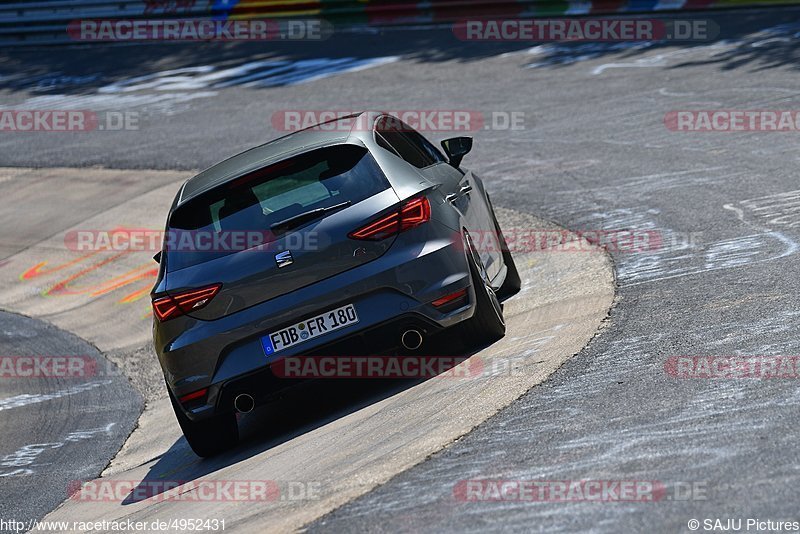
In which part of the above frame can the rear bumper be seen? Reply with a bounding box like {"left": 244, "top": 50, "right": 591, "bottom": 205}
{"left": 156, "top": 222, "right": 473, "bottom": 421}
{"left": 214, "top": 312, "right": 447, "bottom": 416}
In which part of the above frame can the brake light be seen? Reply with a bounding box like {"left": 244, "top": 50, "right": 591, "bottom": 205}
{"left": 227, "top": 159, "right": 293, "bottom": 189}
{"left": 152, "top": 284, "right": 221, "bottom": 321}
{"left": 349, "top": 196, "right": 431, "bottom": 241}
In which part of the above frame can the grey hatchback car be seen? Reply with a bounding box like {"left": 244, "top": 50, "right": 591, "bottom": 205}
{"left": 152, "top": 112, "right": 521, "bottom": 456}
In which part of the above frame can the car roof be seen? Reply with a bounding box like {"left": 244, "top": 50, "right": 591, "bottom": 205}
{"left": 178, "top": 112, "right": 378, "bottom": 205}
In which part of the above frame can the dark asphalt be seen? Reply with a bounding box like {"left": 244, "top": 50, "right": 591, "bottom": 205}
{"left": 0, "top": 312, "right": 141, "bottom": 533}
{"left": 2, "top": 6, "right": 800, "bottom": 532}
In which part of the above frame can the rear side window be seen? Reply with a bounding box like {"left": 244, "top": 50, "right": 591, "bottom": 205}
{"left": 375, "top": 116, "right": 446, "bottom": 168}
{"left": 166, "top": 145, "right": 388, "bottom": 271}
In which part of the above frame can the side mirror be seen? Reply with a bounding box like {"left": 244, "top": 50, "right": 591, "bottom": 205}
{"left": 442, "top": 137, "right": 472, "bottom": 168}
{"left": 153, "top": 251, "right": 162, "bottom": 264}
{"left": 441, "top": 136, "right": 473, "bottom": 168}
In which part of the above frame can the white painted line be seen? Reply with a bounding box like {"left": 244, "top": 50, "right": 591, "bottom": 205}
{"left": 0, "top": 380, "right": 113, "bottom": 411}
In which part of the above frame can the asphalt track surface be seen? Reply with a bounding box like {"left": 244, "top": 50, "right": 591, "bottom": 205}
{"left": 0, "top": 311, "right": 140, "bottom": 533}
{"left": 2, "top": 6, "right": 800, "bottom": 532}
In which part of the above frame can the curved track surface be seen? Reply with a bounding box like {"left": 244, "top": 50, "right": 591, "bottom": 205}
{"left": 1, "top": 6, "right": 800, "bottom": 532}
{"left": 0, "top": 311, "right": 140, "bottom": 532}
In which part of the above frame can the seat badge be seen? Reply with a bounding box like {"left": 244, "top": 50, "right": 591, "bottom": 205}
{"left": 275, "top": 250, "right": 293, "bottom": 268}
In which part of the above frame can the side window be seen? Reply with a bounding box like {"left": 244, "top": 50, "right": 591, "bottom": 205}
{"left": 375, "top": 130, "right": 400, "bottom": 157}
{"left": 406, "top": 129, "right": 447, "bottom": 165}
{"left": 375, "top": 116, "right": 445, "bottom": 168}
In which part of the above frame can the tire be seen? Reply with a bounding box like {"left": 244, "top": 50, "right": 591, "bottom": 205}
{"left": 457, "top": 233, "right": 506, "bottom": 347}
{"left": 489, "top": 203, "right": 521, "bottom": 301}
{"left": 168, "top": 384, "right": 239, "bottom": 458}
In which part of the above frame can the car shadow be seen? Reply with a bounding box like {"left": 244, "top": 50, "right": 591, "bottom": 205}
{"left": 120, "top": 330, "right": 496, "bottom": 505}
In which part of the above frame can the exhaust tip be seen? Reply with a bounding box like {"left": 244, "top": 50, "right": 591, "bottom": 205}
{"left": 234, "top": 393, "right": 255, "bottom": 414}
{"left": 401, "top": 329, "right": 423, "bottom": 351}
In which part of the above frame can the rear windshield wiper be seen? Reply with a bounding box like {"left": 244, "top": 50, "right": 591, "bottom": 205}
{"left": 270, "top": 200, "right": 352, "bottom": 235}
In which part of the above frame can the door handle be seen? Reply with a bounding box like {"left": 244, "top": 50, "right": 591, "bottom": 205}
{"left": 447, "top": 185, "right": 472, "bottom": 203}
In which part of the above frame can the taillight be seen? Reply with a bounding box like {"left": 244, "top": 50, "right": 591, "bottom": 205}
{"left": 152, "top": 284, "right": 221, "bottom": 321}
{"left": 349, "top": 196, "right": 431, "bottom": 241}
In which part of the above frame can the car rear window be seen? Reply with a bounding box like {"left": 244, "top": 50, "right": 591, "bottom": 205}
{"left": 165, "top": 144, "right": 388, "bottom": 271}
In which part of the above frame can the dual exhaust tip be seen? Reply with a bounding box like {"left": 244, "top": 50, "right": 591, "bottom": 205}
{"left": 234, "top": 393, "right": 254, "bottom": 414}
{"left": 233, "top": 329, "right": 423, "bottom": 412}
{"left": 401, "top": 329, "right": 423, "bottom": 351}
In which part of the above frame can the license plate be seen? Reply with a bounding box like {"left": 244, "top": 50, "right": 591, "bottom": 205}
{"left": 261, "top": 304, "right": 359, "bottom": 355}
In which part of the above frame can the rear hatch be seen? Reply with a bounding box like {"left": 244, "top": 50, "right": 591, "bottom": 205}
{"left": 163, "top": 144, "right": 400, "bottom": 320}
